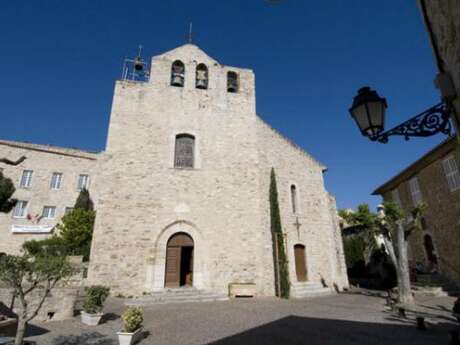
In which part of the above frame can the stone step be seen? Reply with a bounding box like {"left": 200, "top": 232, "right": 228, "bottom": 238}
{"left": 290, "top": 282, "right": 334, "bottom": 299}
{"left": 291, "top": 287, "right": 333, "bottom": 299}
{"left": 415, "top": 273, "right": 459, "bottom": 296}
{"left": 125, "top": 289, "right": 229, "bottom": 306}
{"left": 291, "top": 282, "right": 324, "bottom": 291}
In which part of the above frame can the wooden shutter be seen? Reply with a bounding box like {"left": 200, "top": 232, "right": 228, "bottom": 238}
{"left": 165, "top": 247, "right": 181, "bottom": 287}
{"left": 174, "top": 135, "right": 195, "bottom": 168}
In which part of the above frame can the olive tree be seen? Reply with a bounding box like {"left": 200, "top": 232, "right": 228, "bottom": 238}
{"left": 341, "top": 202, "right": 424, "bottom": 304}
{"left": 0, "top": 241, "right": 76, "bottom": 345}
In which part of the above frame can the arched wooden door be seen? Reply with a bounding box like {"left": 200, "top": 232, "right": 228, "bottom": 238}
{"left": 423, "top": 234, "right": 438, "bottom": 272}
{"left": 165, "top": 233, "right": 194, "bottom": 287}
{"left": 294, "top": 244, "right": 307, "bottom": 282}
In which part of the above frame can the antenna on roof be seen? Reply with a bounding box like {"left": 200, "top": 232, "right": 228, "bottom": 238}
{"left": 121, "top": 44, "right": 150, "bottom": 82}
{"left": 188, "top": 22, "right": 193, "bottom": 44}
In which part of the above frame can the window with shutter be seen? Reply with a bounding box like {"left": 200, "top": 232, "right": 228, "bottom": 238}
{"left": 174, "top": 134, "right": 195, "bottom": 168}
{"left": 442, "top": 155, "right": 460, "bottom": 192}
{"left": 409, "top": 177, "right": 423, "bottom": 206}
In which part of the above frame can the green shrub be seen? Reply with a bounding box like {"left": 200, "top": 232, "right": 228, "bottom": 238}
{"left": 343, "top": 236, "right": 366, "bottom": 268}
{"left": 83, "top": 286, "right": 110, "bottom": 314}
{"left": 122, "top": 307, "right": 144, "bottom": 333}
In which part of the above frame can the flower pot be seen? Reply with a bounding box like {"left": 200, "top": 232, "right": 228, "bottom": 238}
{"left": 81, "top": 311, "right": 103, "bottom": 326}
{"left": 117, "top": 327, "right": 143, "bottom": 345}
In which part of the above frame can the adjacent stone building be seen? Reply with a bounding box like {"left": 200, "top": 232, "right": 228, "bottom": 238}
{"left": 373, "top": 137, "right": 460, "bottom": 287}
{"left": 0, "top": 140, "right": 98, "bottom": 254}
{"left": 419, "top": 0, "right": 460, "bottom": 129}
{"left": 0, "top": 44, "right": 348, "bottom": 298}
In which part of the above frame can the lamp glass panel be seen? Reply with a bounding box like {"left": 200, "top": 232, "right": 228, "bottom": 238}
{"left": 367, "top": 101, "right": 385, "bottom": 130}
{"left": 351, "top": 104, "right": 370, "bottom": 132}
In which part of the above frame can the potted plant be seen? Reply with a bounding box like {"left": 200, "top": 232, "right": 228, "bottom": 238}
{"left": 117, "top": 307, "right": 144, "bottom": 345}
{"left": 81, "top": 285, "right": 110, "bottom": 326}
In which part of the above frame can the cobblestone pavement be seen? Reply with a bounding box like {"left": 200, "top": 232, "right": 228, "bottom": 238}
{"left": 19, "top": 290, "right": 460, "bottom": 345}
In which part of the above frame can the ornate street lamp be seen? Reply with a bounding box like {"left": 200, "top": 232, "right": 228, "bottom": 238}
{"left": 349, "top": 86, "right": 452, "bottom": 143}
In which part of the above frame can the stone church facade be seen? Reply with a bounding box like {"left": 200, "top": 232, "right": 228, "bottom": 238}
{"left": 0, "top": 44, "right": 348, "bottom": 297}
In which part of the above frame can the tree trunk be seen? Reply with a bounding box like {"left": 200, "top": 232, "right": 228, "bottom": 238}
{"left": 14, "top": 317, "right": 27, "bottom": 345}
{"left": 396, "top": 221, "right": 414, "bottom": 304}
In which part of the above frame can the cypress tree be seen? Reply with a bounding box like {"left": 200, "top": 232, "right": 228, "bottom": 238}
{"left": 269, "top": 168, "right": 290, "bottom": 298}
{"left": 74, "top": 188, "right": 94, "bottom": 211}
{"left": 0, "top": 171, "right": 16, "bottom": 213}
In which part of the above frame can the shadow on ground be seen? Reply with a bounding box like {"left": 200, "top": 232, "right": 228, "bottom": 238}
{"left": 52, "top": 332, "right": 116, "bottom": 345}
{"left": 208, "top": 316, "right": 458, "bottom": 345}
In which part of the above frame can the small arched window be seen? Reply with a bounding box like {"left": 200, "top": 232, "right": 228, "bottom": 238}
{"left": 227, "top": 71, "right": 238, "bottom": 93}
{"left": 196, "top": 63, "right": 208, "bottom": 89}
{"left": 290, "top": 185, "right": 297, "bottom": 214}
{"left": 171, "top": 60, "right": 185, "bottom": 87}
{"left": 174, "top": 134, "right": 195, "bottom": 168}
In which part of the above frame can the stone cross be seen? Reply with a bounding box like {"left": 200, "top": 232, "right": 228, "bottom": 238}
{"left": 293, "top": 216, "right": 302, "bottom": 239}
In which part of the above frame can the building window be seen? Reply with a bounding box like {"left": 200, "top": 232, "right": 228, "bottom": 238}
{"left": 13, "top": 200, "right": 28, "bottom": 218}
{"left": 227, "top": 71, "right": 238, "bottom": 93}
{"left": 77, "top": 174, "right": 90, "bottom": 190}
{"left": 19, "top": 170, "right": 33, "bottom": 188}
{"left": 42, "top": 206, "right": 56, "bottom": 219}
{"left": 174, "top": 134, "right": 195, "bottom": 168}
{"left": 409, "top": 177, "right": 423, "bottom": 206}
{"left": 64, "top": 207, "right": 74, "bottom": 215}
{"left": 391, "top": 188, "right": 402, "bottom": 208}
{"left": 290, "top": 185, "right": 297, "bottom": 214}
{"left": 195, "top": 63, "right": 208, "bottom": 89}
{"left": 50, "top": 172, "right": 63, "bottom": 190}
{"left": 442, "top": 155, "right": 460, "bottom": 192}
{"left": 171, "top": 60, "right": 185, "bottom": 87}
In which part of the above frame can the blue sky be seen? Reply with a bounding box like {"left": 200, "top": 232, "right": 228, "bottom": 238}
{"left": 0, "top": 1, "right": 445, "bottom": 210}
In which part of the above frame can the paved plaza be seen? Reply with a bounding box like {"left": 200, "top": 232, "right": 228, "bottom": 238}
{"left": 19, "top": 291, "right": 460, "bottom": 345}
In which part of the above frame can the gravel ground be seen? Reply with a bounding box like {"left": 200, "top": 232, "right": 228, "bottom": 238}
{"left": 16, "top": 291, "right": 460, "bottom": 345}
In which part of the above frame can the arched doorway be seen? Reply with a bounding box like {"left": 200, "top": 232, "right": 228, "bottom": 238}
{"left": 423, "top": 234, "right": 438, "bottom": 273}
{"left": 165, "top": 233, "right": 194, "bottom": 287}
{"left": 294, "top": 244, "right": 307, "bottom": 282}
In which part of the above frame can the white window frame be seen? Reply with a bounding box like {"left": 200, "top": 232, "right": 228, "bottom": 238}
{"left": 50, "top": 172, "right": 63, "bottom": 190}
{"left": 13, "top": 200, "right": 28, "bottom": 218}
{"left": 77, "top": 174, "right": 90, "bottom": 190}
{"left": 442, "top": 155, "right": 460, "bottom": 192}
{"left": 391, "top": 188, "right": 402, "bottom": 208}
{"left": 64, "top": 207, "right": 74, "bottom": 215}
{"left": 409, "top": 176, "right": 423, "bottom": 206}
{"left": 42, "top": 206, "right": 56, "bottom": 219}
{"left": 19, "top": 170, "right": 33, "bottom": 188}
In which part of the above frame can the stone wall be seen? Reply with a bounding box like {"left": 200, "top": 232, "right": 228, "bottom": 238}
{"left": 383, "top": 142, "right": 460, "bottom": 287}
{"left": 256, "top": 119, "right": 348, "bottom": 292}
{"left": 0, "top": 285, "right": 79, "bottom": 322}
{"left": 87, "top": 44, "right": 347, "bottom": 296}
{"left": 422, "top": 0, "right": 460, "bottom": 123}
{"left": 0, "top": 141, "right": 98, "bottom": 254}
{"left": 88, "top": 44, "right": 263, "bottom": 296}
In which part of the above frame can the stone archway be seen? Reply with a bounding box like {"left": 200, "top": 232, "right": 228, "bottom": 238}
{"left": 165, "top": 233, "right": 194, "bottom": 287}
{"left": 148, "top": 220, "right": 208, "bottom": 292}
{"left": 294, "top": 244, "right": 307, "bottom": 282}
